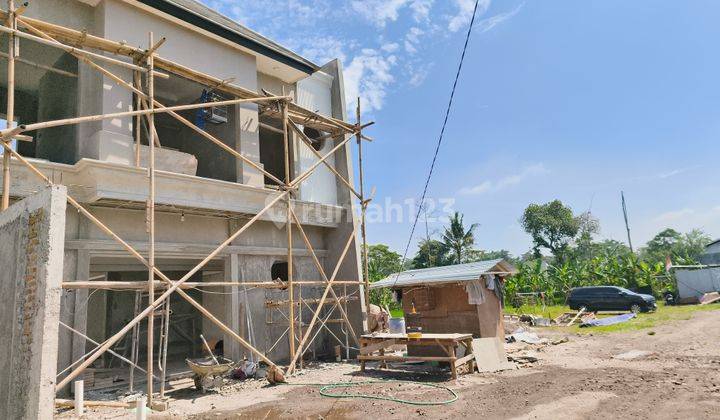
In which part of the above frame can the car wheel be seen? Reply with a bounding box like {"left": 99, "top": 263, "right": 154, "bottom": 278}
{"left": 630, "top": 303, "right": 641, "bottom": 314}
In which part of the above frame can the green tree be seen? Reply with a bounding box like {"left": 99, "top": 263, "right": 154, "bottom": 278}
{"left": 441, "top": 211, "right": 479, "bottom": 264}
{"left": 640, "top": 228, "right": 710, "bottom": 265}
{"left": 573, "top": 211, "right": 600, "bottom": 259}
{"left": 465, "top": 249, "right": 512, "bottom": 262}
{"left": 366, "top": 244, "right": 403, "bottom": 309}
{"left": 412, "top": 238, "right": 450, "bottom": 268}
{"left": 520, "top": 200, "right": 580, "bottom": 261}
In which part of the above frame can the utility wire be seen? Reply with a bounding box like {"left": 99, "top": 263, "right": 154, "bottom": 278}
{"left": 393, "top": 0, "right": 481, "bottom": 285}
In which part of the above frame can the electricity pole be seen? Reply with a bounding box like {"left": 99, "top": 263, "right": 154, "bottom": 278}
{"left": 621, "top": 191, "right": 634, "bottom": 252}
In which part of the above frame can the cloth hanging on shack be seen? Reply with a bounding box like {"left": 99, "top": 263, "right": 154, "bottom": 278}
{"left": 466, "top": 278, "right": 486, "bottom": 305}
{"left": 485, "top": 274, "right": 504, "bottom": 305}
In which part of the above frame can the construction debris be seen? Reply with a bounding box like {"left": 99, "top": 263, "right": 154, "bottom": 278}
{"left": 613, "top": 350, "right": 655, "bottom": 360}
{"left": 506, "top": 328, "right": 548, "bottom": 345}
{"left": 580, "top": 313, "right": 636, "bottom": 327}
{"left": 699, "top": 292, "right": 720, "bottom": 305}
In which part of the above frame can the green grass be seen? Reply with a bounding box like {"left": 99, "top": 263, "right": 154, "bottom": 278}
{"left": 504, "top": 304, "right": 569, "bottom": 320}
{"left": 390, "top": 309, "right": 404, "bottom": 318}
{"left": 569, "top": 303, "right": 720, "bottom": 334}
{"left": 506, "top": 302, "right": 720, "bottom": 334}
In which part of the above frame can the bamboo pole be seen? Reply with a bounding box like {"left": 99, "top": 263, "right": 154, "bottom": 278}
{"left": 133, "top": 70, "right": 142, "bottom": 167}
{"left": 356, "top": 98, "right": 371, "bottom": 327}
{"left": 287, "top": 119, "right": 361, "bottom": 200}
{"left": 145, "top": 32, "right": 155, "bottom": 407}
{"left": 1, "top": 0, "right": 14, "bottom": 211}
{"left": 290, "top": 135, "right": 353, "bottom": 188}
{"left": 0, "top": 95, "right": 291, "bottom": 137}
{"left": 0, "top": 23, "right": 151, "bottom": 73}
{"left": 282, "top": 98, "right": 296, "bottom": 364}
{"left": 286, "top": 229, "right": 356, "bottom": 375}
{"left": 61, "top": 280, "right": 364, "bottom": 289}
{"left": 57, "top": 321, "right": 157, "bottom": 380}
{"left": 0, "top": 51, "right": 77, "bottom": 77}
{"left": 129, "top": 291, "right": 141, "bottom": 392}
{"left": 159, "top": 298, "right": 170, "bottom": 397}
{"left": 288, "top": 207, "right": 359, "bottom": 346}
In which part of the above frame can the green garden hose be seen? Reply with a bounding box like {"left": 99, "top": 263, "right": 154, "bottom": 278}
{"left": 288, "top": 380, "right": 458, "bottom": 406}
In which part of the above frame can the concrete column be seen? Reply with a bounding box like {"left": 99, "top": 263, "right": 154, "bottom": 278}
{"left": 237, "top": 104, "right": 263, "bottom": 187}
{"left": 71, "top": 251, "right": 90, "bottom": 368}
{"left": 223, "top": 254, "right": 241, "bottom": 360}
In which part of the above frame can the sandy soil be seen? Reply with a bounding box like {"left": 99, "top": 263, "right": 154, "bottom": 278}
{"left": 62, "top": 308, "right": 720, "bottom": 419}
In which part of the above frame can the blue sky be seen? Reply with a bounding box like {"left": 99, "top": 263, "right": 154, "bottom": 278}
{"left": 202, "top": 0, "right": 720, "bottom": 257}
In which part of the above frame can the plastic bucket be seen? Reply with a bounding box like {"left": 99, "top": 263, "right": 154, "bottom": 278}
{"left": 388, "top": 317, "right": 405, "bottom": 334}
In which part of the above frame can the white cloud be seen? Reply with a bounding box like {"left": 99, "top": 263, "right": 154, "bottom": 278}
{"left": 381, "top": 42, "right": 400, "bottom": 53}
{"left": 459, "top": 163, "right": 548, "bottom": 195}
{"left": 448, "top": 0, "right": 490, "bottom": 32}
{"left": 652, "top": 208, "right": 695, "bottom": 223}
{"left": 297, "top": 36, "right": 350, "bottom": 64}
{"left": 475, "top": 2, "right": 524, "bottom": 33}
{"left": 406, "top": 61, "right": 433, "bottom": 86}
{"left": 351, "top": 0, "right": 410, "bottom": 27}
{"left": 404, "top": 27, "right": 424, "bottom": 53}
{"left": 344, "top": 49, "right": 398, "bottom": 113}
{"left": 459, "top": 181, "right": 492, "bottom": 195}
{"left": 410, "top": 0, "right": 434, "bottom": 22}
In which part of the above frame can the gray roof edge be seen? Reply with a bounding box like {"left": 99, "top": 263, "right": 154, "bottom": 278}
{"left": 370, "top": 259, "right": 517, "bottom": 290}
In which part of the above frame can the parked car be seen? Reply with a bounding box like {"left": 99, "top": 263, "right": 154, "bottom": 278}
{"left": 567, "top": 286, "right": 657, "bottom": 313}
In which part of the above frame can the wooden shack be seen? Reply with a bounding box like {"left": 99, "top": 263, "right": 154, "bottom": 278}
{"left": 370, "top": 259, "right": 517, "bottom": 357}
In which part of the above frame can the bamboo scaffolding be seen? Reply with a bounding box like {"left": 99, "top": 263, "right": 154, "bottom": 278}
{"left": 1, "top": 139, "right": 290, "bottom": 391}
{"left": 0, "top": 24, "right": 156, "bottom": 74}
{"left": 0, "top": 95, "right": 291, "bottom": 137}
{"left": 61, "top": 280, "right": 363, "bottom": 289}
{"left": 356, "top": 98, "right": 371, "bottom": 326}
{"left": 287, "top": 119, "right": 361, "bottom": 200}
{"left": 0, "top": 51, "right": 77, "bottom": 77}
{"left": 0, "top": 9, "right": 374, "bottom": 400}
{"left": 8, "top": 12, "right": 357, "bottom": 134}
{"left": 288, "top": 206, "right": 360, "bottom": 346}
{"left": 1, "top": 0, "right": 14, "bottom": 211}
{"left": 282, "top": 98, "right": 296, "bottom": 364}
{"left": 286, "top": 230, "right": 356, "bottom": 375}
{"left": 145, "top": 31, "right": 156, "bottom": 407}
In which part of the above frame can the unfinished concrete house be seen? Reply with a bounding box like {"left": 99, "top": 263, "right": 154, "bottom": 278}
{"left": 0, "top": 0, "right": 371, "bottom": 411}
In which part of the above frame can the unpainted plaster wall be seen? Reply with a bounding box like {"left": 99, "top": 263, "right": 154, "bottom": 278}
{"left": 0, "top": 185, "right": 66, "bottom": 419}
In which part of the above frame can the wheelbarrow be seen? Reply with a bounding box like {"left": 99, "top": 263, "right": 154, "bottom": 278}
{"left": 186, "top": 356, "right": 234, "bottom": 391}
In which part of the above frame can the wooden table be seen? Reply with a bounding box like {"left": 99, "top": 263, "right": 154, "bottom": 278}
{"left": 358, "top": 333, "right": 475, "bottom": 379}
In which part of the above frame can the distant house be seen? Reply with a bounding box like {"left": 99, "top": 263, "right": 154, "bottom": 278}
{"left": 370, "top": 259, "right": 517, "bottom": 356}
{"left": 675, "top": 240, "right": 720, "bottom": 302}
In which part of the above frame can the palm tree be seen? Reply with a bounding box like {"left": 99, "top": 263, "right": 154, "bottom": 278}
{"left": 441, "top": 212, "right": 479, "bottom": 264}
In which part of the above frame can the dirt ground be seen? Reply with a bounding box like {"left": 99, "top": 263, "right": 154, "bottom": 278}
{"left": 62, "top": 307, "right": 720, "bottom": 419}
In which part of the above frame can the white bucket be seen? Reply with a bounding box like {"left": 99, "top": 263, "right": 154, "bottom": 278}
{"left": 388, "top": 317, "right": 406, "bottom": 334}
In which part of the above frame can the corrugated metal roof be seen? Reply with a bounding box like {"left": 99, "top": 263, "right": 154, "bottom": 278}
{"left": 370, "top": 259, "right": 516, "bottom": 290}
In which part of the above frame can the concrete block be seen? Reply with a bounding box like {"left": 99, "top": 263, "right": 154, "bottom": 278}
{"left": 0, "top": 185, "right": 67, "bottom": 419}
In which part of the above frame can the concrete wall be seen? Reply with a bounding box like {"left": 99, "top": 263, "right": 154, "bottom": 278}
{"left": 36, "top": 54, "right": 79, "bottom": 164}
{"left": 295, "top": 71, "right": 338, "bottom": 205}
{"left": 0, "top": 185, "right": 66, "bottom": 419}
{"left": 675, "top": 268, "right": 720, "bottom": 300}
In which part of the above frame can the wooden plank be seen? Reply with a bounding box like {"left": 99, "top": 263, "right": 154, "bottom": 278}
{"left": 567, "top": 307, "right": 586, "bottom": 326}
{"left": 358, "top": 355, "right": 456, "bottom": 362}
{"left": 360, "top": 339, "right": 396, "bottom": 355}
{"left": 360, "top": 332, "right": 472, "bottom": 341}
{"left": 454, "top": 353, "right": 475, "bottom": 368}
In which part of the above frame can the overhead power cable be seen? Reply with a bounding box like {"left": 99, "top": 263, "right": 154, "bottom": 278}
{"left": 393, "top": 0, "right": 482, "bottom": 285}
